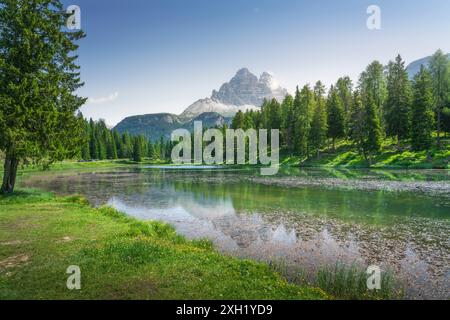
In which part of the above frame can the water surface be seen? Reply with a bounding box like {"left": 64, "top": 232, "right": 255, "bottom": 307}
{"left": 20, "top": 167, "right": 450, "bottom": 299}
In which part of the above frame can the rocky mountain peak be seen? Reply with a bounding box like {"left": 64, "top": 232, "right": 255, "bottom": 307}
{"left": 211, "top": 68, "right": 287, "bottom": 107}
{"left": 116, "top": 67, "right": 289, "bottom": 140}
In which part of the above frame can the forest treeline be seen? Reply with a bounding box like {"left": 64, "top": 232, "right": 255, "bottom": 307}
{"left": 231, "top": 51, "right": 450, "bottom": 163}
{"left": 80, "top": 119, "right": 173, "bottom": 162}
{"left": 81, "top": 51, "right": 450, "bottom": 165}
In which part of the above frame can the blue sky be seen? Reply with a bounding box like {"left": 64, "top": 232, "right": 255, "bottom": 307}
{"left": 63, "top": 0, "right": 450, "bottom": 125}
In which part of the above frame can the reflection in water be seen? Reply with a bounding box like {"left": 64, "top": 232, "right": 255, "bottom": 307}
{"left": 20, "top": 168, "right": 450, "bottom": 299}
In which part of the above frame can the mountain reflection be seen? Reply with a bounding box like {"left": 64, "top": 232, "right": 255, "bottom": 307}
{"left": 19, "top": 169, "right": 450, "bottom": 299}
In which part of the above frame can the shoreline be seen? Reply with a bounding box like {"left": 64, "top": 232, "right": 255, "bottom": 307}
{"left": 247, "top": 176, "right": 450, "bottom": 197}
{"left": 0, "top": 189, "right": 329, "bottom": 300}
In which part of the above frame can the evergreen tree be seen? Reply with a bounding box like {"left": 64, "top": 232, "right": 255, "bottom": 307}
{"left": 159, "top": 136, "right": 165, "bottom": 160}
{"left": 359, "top": 61, "right": 387, "bottom": 125}
{"left": 428, "top": 49, "right": 450, "bottom": 147}
{"left": 362, "top": 97, "right": 382, "bottom": 165}
{"left": 442, "top": 107, "right": 450, "bottom": 136}
{"left": 243, "top": 110, "right": 255, "bottom": 130}
{"left": 294, "top": 85, "right": 314, "bottom": 157}
{"left": 349, "top": 91, "right": 366, "bottom": 153}
{"left": 327, "top": 86, "right": 345, "bottom": 150}
{"left": 97, "top": 136, "right": 107, "bottom": 160}
{"left": 81, "top": 140, "right": 91, "bottom": 161}
{"left": 132, "top": 136, "right": 143, "bottom": 162}
{"left": 231, "top": 110, "right": 245, "bottom": 129}
{"left": 309, "top": 87, "right": 328, "bottom": 157}
{"left": 122, "top": 132, "right": 133, "bottom": 158}
{"left": 411, "top": 66, "right": 435, "bottom": 152}
{"left": 0, "top": 0, "right": 86, "bottom": 193}
{"left": 385, "top": 55, "right": 412, "bottom": 143}
{"left": 106, "top": 134, "right": 118, "bottom": 159}
{"left": 268, "top": 98, "right": 282, "bottom": 130}
{"left": 89, "top": 120, "right": 99, "bottom": 160}
{"left": 113, "top": 130, "right": 123, "bottom": 158}
{"left": 314, "top": 81, "right": 326, "bottom": 98}
{"left": 147, "top": 140, "right": 155, "bottom": 159}
{"left": 81, "top": 122, "right": 91, "bottom": 160}
{"left": 280, "top": 95, "right": 294, "bottom": 149}
{"left": 336, "top": 76, "right": 353, "bottom": 133}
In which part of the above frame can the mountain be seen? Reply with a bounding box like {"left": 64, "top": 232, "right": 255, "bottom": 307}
{"left": 180, "top": 68, "right": 287, "bottom": 119}
{"left": 115, "top": 68, "right": 287, "bottom": 140}
{"left": 211, "top": 68, "right": 287, "bottom": 107}
{"left": 114, "top": 113, "right": 183, "bottom": 141}
{"left": 406, "top": 53, "right": 450, "bottom": 79}
{"left": 179, "top": 98, "right": 256, "bottom": 120}
{"left": 115, "top": 112, "right": 232, "bottom": 141}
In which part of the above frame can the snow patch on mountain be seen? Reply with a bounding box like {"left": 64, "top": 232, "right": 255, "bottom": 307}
{"left": 180, "top": 98, "right": 258, "bottom": 120}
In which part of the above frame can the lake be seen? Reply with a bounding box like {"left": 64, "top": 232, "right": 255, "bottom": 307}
{"left": 19, "top": 166, "right": 450, "bottom": 299}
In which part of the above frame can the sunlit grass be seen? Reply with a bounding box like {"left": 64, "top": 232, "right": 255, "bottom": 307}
{"left": 269, "top": 260, "right": 403, "bottom": 300}
{"left": 300, "top": 136, "right": 450, "bottom": 169}
{"left": 0, "top": 190, "right": 327, "bottom": 300}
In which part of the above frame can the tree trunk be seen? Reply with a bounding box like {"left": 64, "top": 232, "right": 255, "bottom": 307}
{"left": 437, "top": 109, "right": 442, "bottom": 148}
{"left": 362, "top": 150, "right": 370, "bottom": 167}
{"left": 368, "top": 154, "right": 373, "bottom": 167}
{"left": 1, "top": 156, "right": 19, "bottom": 194}
{"left": 426, "top": 150, "right": 432, "bottom": 163}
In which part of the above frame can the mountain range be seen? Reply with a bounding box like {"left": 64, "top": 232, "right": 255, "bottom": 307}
{"left": 115, "top": 68, "right": 287, "bottom": 140}
{"left": 115, "top": 54, "right": 449, "bottom": 141}
{"left": 406, "top": 53, "right": 450, "bottom": 79}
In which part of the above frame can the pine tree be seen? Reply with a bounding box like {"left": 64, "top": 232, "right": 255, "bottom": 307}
{"left": 336, "top": 76, "right": 353, "bottom": 133}
{"left": 294, "top": 85, "right": 314, "bottom": 157}
{"left": 159, "top": 136, "right": 165, "bottom": 160}
{"left": 132, "top": 137, "right": 143, "bottom": 162}
{"left": 442, "top": 107, "right": 450, "bottom": 136}
{"left": 113, "top": 130, "right": 123, "bottom": 158}
{"left": 147, "top": 140, "right": 155, "bottom": 159}
{"left": 81, "top": 121, "right": 91, "bottom": 160}
{"left": 81, "top": 140, "right": 91, "bottom": 161}
{"left": 89, "top": 122, "right": 99, "bottom": 160}
{"left": 0, "top": 0, "right": 86, "bottom": 193}
{"left": 359, "top": 61, "right": 387, "bottom": 125}
{"left": 327, "top": 86, "right": 345, "bottom": 151}
{"left": 411, "top": 66, "right": 435, "bottom": 152}
{"left": 231, "top": 110, "right": 245, "bottom": 129}
{"left": 349, "top": 91, "right": 366, "bottom": 153}
{"left": 268, "top": 98, "right": 282, "bottom": 130}
{"left": 122, "top": 132, "right": 133, "bottom": 158}
{"left": 97, "top": 136, "right": 107, "bottom": 160}
{"left": 280, "top": 95, "right": 294, "bottom": 149}
{"left": 385, "top": 55, "right": 412, "bottom": 144}
{"left": 362, "top": 96, "right": 382, "bottom": 165}
{"left": 106, "top": 134, "right": 118, "bottom": 160}
{"left": 429, "top": 49, "right": 450, "bottom": 147}
{"left": 243, "top": 110, "right": 255, "bottom": 130}
{"left": 309, "top": 88, "right": 328, "bottom": 157}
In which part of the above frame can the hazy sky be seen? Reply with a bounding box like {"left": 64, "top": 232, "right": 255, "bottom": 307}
{"left": 63, "top": 0, "right": 450, "bottom": 125}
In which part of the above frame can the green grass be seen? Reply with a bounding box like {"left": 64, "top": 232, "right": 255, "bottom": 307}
{"left": 299, "top": 138, "right": 450, "bottom": 169}
{"left": 268, "top": 260, "right": 403, "bottom": 301}
{"left": 315, "top": 264, "right": 402, "bottom": 300}
{"left": 0, "top": 190, "right": 327, "bottom": 300}
{"left": 18, "top": 159, "right": 169, "bottom": 173}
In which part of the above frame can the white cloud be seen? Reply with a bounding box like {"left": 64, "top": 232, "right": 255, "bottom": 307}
{"left": 88, "top": 92, "right": 119, "bottom": 105}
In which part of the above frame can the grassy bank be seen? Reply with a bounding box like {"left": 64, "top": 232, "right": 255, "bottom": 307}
{"left": 0, "top": 190, "right": 327, "bottom": 300}
{"left": 283, "top": 138, "right": 450, "bottom": 169}
{"left": 18, "top": 159, "right": 169, "bottom": 173}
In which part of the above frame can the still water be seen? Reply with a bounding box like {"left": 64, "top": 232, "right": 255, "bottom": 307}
{"left": 20, "top": 167, "right": 450, "bottom": 299}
